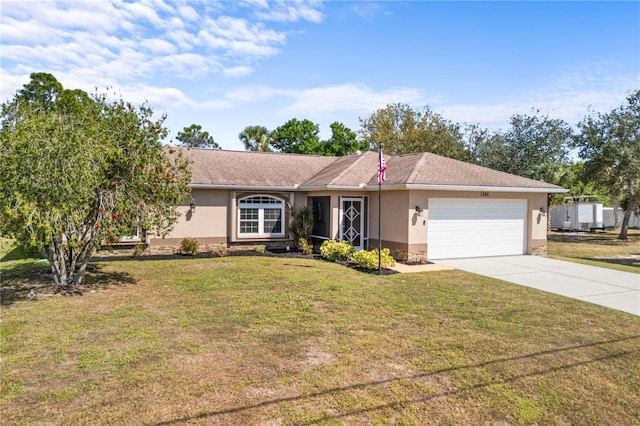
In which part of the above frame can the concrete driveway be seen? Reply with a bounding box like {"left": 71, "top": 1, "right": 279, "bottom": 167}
{"left": 436, "top": 256, "right": 640, "bottom": 316}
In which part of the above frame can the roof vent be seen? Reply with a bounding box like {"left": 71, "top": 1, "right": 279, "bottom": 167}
{"left": 355, "top": 150, "right": 362, "bottom": 156}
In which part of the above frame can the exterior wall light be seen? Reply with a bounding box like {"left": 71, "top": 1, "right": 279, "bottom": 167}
{"left": 539, "top": 207, "right": 546, "bottom": 215}
{"left": 415, "top": 205, "right": 424, "bottom": 216}
{"left": 190, "top": 202, "right": 196, "bottom": 213}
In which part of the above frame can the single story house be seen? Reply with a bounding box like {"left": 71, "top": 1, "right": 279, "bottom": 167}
{"left": 148, "top": 148, "right": 567, "bottom": 262}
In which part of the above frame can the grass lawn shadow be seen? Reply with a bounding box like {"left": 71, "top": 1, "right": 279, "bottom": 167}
{"left": 1, "top": 262, "right": 137, "bottom": 307}
{"left": 154, "top": 335, "right": 640, "bottom": 426}
{"left": 590, "top": 255, "right": 640, "bottom": 269}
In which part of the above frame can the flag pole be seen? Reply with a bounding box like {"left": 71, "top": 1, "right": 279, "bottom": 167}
{"left": 378, "top": 145, "right": 382, "bottom": 274}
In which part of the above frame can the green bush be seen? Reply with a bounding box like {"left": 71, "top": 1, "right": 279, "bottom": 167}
{"left": 320, "top": 240, "right": 354, "bottom": 262}
{"left": 180, "top": 237, "right": 199, "bottom": 256}
{"left": 289, "top": 205, "right": 314, "bottom": 245}
{"left": 350, "top": 248, "right": 396, "bottom": 270}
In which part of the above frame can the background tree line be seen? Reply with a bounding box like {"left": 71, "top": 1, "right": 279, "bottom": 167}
{"left": 222, "top": 93, "right": 636, "bottom": 238}
{"left": 181, "top": 92, "right": 639, "bottom": 239}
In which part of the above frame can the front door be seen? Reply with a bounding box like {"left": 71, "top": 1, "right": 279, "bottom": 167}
{"left": 340, "top": 197, "right": 364, "bottom": 250}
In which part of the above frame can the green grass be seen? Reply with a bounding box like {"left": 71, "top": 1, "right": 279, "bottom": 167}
{"left": 1, "top": 254, "right": 639, "bottom": 425}
{"left": 547, "top": 228, "right": 640, "bottom": 273}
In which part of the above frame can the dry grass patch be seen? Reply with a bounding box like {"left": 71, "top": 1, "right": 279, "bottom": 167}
{"left": 1, "top": 255, "right": 639, "bottom": 425}
{"left": 548, "top": 228, "right": 640, "bottom": 273}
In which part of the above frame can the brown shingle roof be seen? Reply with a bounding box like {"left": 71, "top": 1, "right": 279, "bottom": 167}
{"left": 180, "top": 148, "right": 564, "bottom": 191}
{"left": 182, "top": 148, "right": 335, "bottom": 187}
{"left": 386, "top": 152, "right": 562, "bottom": 189}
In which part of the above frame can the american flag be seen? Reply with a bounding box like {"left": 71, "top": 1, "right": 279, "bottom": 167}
{"left": 377, "top": 154, "right": 387, "bottom": 185}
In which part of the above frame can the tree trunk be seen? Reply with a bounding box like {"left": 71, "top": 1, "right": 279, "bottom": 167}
{"left": 619, "top": 210, "right": 631, "bottom": 240}
{"left": 612, "top": 197, "right": 622, "bottom": 228}
{"left": 47, "top": 238, "right": 68, "bottom": 291}
{"left": 619, "top": 191, "right": 638, "bottom": 240}
{"left": 46, "top": 234, "right": 95, "bottom": 293}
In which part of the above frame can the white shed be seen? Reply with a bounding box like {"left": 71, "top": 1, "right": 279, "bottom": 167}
{"left": 550, "top": 203, "right": 603, "bottom": 231}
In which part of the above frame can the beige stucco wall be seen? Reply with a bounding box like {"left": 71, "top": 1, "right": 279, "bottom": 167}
{"left": 367, "top": 190, "right": 415, "bottom": 259}
{"left": 168, "top": 189, "right": 229, "bottom": 240}
{"left": 529, "top": 192, "right": 550, "bottom": 255}
{"left": 150, "top": 187, "right": 551, "bottom": 259}
{"left": 148, "top": 188, "right": 230, "bottom": 251}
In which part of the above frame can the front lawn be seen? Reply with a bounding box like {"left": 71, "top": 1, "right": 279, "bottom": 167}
{"left": 1, "top": 255, "right": 639, "bottom": 425}
{"left": 547, "top": 228, "right": 640, "bottom": 273}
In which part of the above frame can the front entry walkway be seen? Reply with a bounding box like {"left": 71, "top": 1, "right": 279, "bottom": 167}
{"left": 435, "top": 256, "right": 640, "bottom": 316}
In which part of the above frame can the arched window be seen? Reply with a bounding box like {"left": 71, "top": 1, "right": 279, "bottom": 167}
{"left": 238, "top": 195, "right": 285, "bottom": 237}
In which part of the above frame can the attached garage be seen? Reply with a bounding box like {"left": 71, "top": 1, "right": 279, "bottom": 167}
{"left": 427, "top": 198, "right": 527, "bottom": 260}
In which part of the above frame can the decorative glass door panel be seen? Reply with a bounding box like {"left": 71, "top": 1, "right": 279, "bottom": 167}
{"left": 341, "top": 198, "right": 363, "bottom": 250}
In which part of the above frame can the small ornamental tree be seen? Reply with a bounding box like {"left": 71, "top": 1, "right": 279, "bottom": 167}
{"left": 0, "top": 73, "right": 192, "bottom": 293}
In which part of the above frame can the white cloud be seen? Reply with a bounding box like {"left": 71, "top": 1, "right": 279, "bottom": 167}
{"left": 149, "top": 53, "right": 221, "bottom": 78}
{"left": 223, "top": 86, "right": 287, "bottom": 103}
{"left": 0, "top": 0, "right": 307, "bottom": 103}
{"left": 223, "top": 66, "right": 254, "bottom": 77}
{"left": 24, "top": 1, "right": 125, "bottom": 33}
{"left": 254, "top": 0, "right": 324, "bottom": 23}
{"left": 239, "top": 0, "right": 271, "bottom": 10}
{"left": 177, "top": 4, "right": 200, "bottom": 22}
{"left": 437, "top": 67, "right": 639, "bottom": 130}
{"left": 0, "top": 69, "right": 29, "bottom": 102}
{"left": 351, "top": 2, "right": 386, "bottom": 21}
{"left": 119, "top": 1, "right": 165, "bottom": 28}
{"left": 201, "top": 15, "right": 286, "bottom": 45}
{"left": 0, "top": 18, "right": 60, "bottom": 44}
{"left": 117, "top": 84, "right": 194, "bottom": 110}
{"left": 166, "top": 29, "right": 201, "bottom": 50}
{"left": 283, "top": 84, "right": 426, "bottom": 114}
{"left": 143, "top": 38, "right": 178, "bottom": 55}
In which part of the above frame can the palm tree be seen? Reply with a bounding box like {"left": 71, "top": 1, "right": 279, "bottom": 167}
{"left": 239, "top": 125, "right": 272, "bottom": 152}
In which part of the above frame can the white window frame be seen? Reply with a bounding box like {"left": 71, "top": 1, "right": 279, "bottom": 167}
{"left": 237, "top": 195, "right": 285, "bottom": 238}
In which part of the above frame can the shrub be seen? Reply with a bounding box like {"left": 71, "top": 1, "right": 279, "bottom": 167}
{"left": 132, "top": 243, "right": 145, "bottom": 258}
{"left": 289, "top": 205, "right": 314, "bottom": 245}
{"left": 320, "top": 240, "right": 354, "bottom": 262}
{"left": 211, "top": 246, "right": 228, "bottom": 257}
{"left": 180, "top": 237, "right": 199, "bottom": 256}
{"left": 298, "top": 238, "right": 313, "bottom": 255}
{"left": 350, "top": 248, "right": 396, "bottom": 270}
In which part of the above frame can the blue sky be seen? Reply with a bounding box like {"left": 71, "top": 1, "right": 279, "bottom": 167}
{"left": 1, "top": 1, "right": 638, "bottom": 151}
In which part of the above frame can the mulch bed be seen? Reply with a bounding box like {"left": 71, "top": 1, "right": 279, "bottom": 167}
{"left": 91, "top": 248, "right": 397, "bottom": 274}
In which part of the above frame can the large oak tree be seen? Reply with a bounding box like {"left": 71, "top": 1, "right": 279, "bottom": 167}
{"left": 575, "top": 90, "right": 640, "bottom": 239}
{"left": 358, "top": 103, "right": 468, "bottom": 160}
{"left": 465, "top": 111, "right": 572, "bottom": 182}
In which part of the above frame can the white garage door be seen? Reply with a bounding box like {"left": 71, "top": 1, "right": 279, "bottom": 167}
{"left": 428, "top": 199, "right": 527, "bottom": 260}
